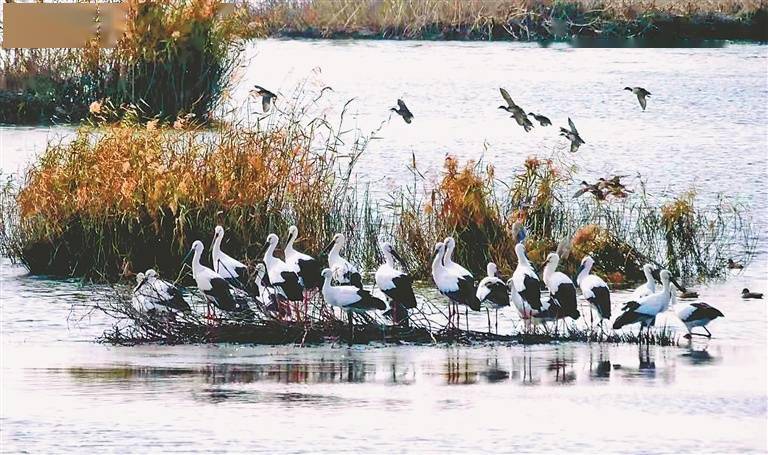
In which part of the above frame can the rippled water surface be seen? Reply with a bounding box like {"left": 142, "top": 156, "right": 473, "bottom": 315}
{"left": 2, "top": 40, "right": 768, "bottom": 453}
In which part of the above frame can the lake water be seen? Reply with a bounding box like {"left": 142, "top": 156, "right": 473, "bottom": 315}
{"left": 1, "top": 40, "right": 767, "bottom": 453}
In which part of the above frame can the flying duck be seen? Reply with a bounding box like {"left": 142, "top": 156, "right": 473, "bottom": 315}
{"left": 559, "top": 118, "right": 585, "bottom": 153}
{"left": 528, "top": 112, "right": 552, "bottom": 126}
{"left": 476, "top": 262, "right": 510, "bottom": 333}
{"left": 573, "top": 181, "right": 606, "bottom": 201}
{"left": 624, "top": 87, "right": 651, "bottom": 111}
{"left": 391, "top": 99, "right": 414, "bottom": 124}
{"left": 675, "top": 302, "right": 724, "bottom": 338}
{"left": 375, "top": 242, "right": 417, "bottom": 325}
{"left": 251, "top": 85, "right": 277, "bottom": 112}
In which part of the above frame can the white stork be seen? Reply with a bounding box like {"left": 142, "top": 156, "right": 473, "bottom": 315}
{"left": 375, "top": 242, "right": 417, "bottom": 325}
{"left": 576, "top": 255, "right": 612, "bottom": 324}
{"left": 431, "top": 241, "right": 480, "bottom": 330}
{"left": 322, "top": 233, "right": 363, "bottom": 289}
{"left": 633, "top": 263, "right": 658, "bottom": 299}
{"left": 284, "top": 225, "right": 323, "bottom": 290}
{"left": 187, "top": 240, "right": 252, "bottom": 318}
{"left": 442, "top": 237, "right": 481, "bottom": 329}
{"left": 262, "top": 233, "right": 303, "bottom": 302}
{"left": 134, "top": 269, "right": 191, "bottom": 314}
{"left": 675, "top": 302, "right": 724, "bottom": 338}
{"left": 542, "top": 252, "right": 580, "bottom": 320}
{"left": 321, "top": 268, "right": 386, "bottom": 341}
{"left": 211, "top": 225, "right": 248, "bottom": 288}
{"left": 613, "top": 269, "right": 675, "bottom": 335}
{"left": 512, "top": 242, "right": 543, "bottom": 320}
{"left": 476, "top": 262, "right": 510, "bottom": 334}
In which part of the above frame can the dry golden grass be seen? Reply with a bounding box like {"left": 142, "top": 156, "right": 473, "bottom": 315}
{"left": 247, "top": 0, "right": 766, "bottom": 40}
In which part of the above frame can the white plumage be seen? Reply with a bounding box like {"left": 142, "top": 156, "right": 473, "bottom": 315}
{"left": 324, "top": 233, "right": 363, "bottom": 289}
{"left": 321, "top": 268, "right": 385, "bottom": 312}
{"left": 189, "top": 240, "right": 250, "bottom": 315}
{"left": 613, "top": 269, "right": 674, "bottom": 332}
{"left": 576, "top": 255, "right": 612, "bottom": 320}
{"left": 284, "top": 225, "right": 323, "bottom": 290}
{"left": 542, "top": 252, "right": 579, "bottom": 319}
{"left": 632, "top": 263, "right": 657, "bottom": 300}
{"left": 211, "top": 225, "right": 248, "bottom": 285}
{"left": 262, "top": 233, "right": 303, "bottom": 301}
{"left": 476, "top": 262, "right": 509, "bottom": 309}
{"left": 675, "top": 302, "right": 724, "bottom": 338}
{"left": 512, "top": 242, "right": 543, "bottom": 317}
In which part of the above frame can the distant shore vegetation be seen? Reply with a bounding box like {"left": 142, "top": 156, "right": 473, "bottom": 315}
{"left": 246, "top": 0, "right": 767, "bottom": 42}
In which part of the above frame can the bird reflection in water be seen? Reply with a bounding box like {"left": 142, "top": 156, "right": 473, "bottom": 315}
{"left": 480, "top": 354, "right": 510, "bottom": 383}
{"left": 444, "top": 352, "right": 478, "bottom": 385}
{"left": 681, "top": 340, "right": 718, "bottom": 366}
{"left": 548, "top": 356, "right": 576, "bottom": 384}
{"left": 588, "top": 346, "right": 611, "bottom": 381}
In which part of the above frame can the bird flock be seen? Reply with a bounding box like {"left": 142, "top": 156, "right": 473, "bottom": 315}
{"left": 132, "top": 222, "right": 731, "bottom": 341}
{"left": 132, "top": 83, "right": 750, "bottom": 342}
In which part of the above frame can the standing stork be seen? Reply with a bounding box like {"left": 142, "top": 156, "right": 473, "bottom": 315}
{"left": 633, "top": 263, "right": 658, "bottom": 300}
{"left": 141, "top": 269, "right": 191, "bottom": 314}
{"left": 675, "top": 302, "right": 724, "bottom": 338}
{"left": 613, "top": 269, "right": 675, "bottom": 336}
{"left": 262, "top": 234, "right": 304, "bottom": 308}
{"left": 322, "top": 233, "right": 363, "bottom": 289}
{"left": 443, "top": 237, "right": 481, "bottom": 330}
{"left": 320, "top": 268, "right": 386, "bottom": 342}
{"left": 476, "top": 262, "right": 510, "bottom": 334}
{"left": 187, "top": 240, "right": 252, "bottom": 319}
{"left": 432, "top": 242, "right": 480, "bottom": 330}
{"left": 512, "top": 242, "right": 543, "bottom": 329}
{"left": 542, "top": 252, "right": 580, "bottom": 323}
{"left": 375, "top": 242, "right": 417, "bottom": 326}
{"left": 576, "top": 255, "right": 612, "bottom": 326}
{"left": 284, "top": 225, "right": 323, "bottom": 290}
{"left": 211, "top": 225, "right": 248, "bottom": 288}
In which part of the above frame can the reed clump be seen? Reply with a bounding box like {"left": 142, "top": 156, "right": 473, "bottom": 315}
{"left": 1, "top": 112, "right": 375, "bottom": 278}
{"left": 247, "top": 0, "right": 767, "bottom": 42}
{"left": 0, "top": 0, "right": 248, "bottom": 125}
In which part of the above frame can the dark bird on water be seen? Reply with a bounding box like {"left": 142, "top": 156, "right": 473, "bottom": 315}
{"left": 528, "top": 112, "right": 552, "bottom": 126}
{"left": 624, "top": 86, "right": 651, "bottom": 111}
{"left": 391, "top": 99, "right": 414, "bottom": 124}
{"left": 251, "top": 85, "right": 277, "bottom": 112}
{"left": 742, "top": 288, "right": 763, "bottom": 299}
{"left": 727, "top": 258, "right": 744, "bottom": 269}
{"left": 559, "top": 118, "right": 585, "bottom": 153}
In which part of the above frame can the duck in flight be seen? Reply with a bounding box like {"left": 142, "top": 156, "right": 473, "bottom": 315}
{"left": 498, "top": 88, "right": 533, "bottom": 132}
{"left": 624, "top": 86, "right": 651, "bottom": 111}
{"left": 559, "top": 118, "right": 585, "bottom": 153}
{"left": 528, "top": 112, "right": 552, "bottom": 126}
{"left": 391, "top": 99, "right": 414, "bottom": 124}
{"left": 251, "top": 85, "right": 277, "bottom": 112}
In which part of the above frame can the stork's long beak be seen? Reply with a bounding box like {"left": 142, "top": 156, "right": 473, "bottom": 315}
{"left": 181, "top": 248, "right": 194, "bottom": 264}
{"left": 574, "top": 264, "right": 584, "bottom": 283}
{"left": 391, "top": 248, "right": 406, "bottom": 268}
{"left": 670, "top": 275, "right": 686, "bottom": 293}
{"left": 321, "top": 239, "right": 335, "bottom": 255}
{"left": 258, "top": 241, "right": 270, "bottom": 258}
{"left": 133, "top": 277, "right": 148, "bottom": 294}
